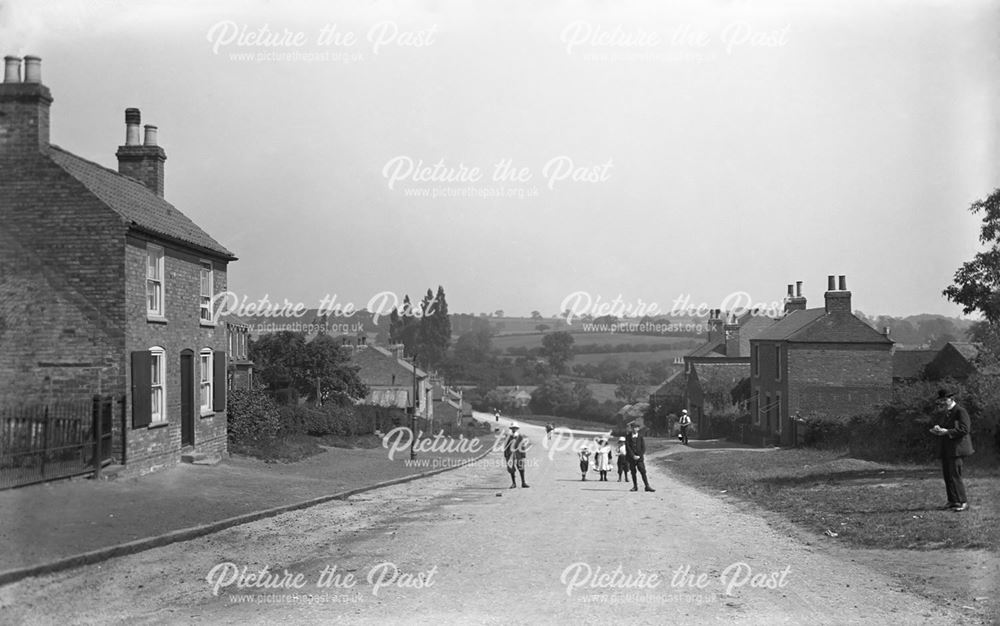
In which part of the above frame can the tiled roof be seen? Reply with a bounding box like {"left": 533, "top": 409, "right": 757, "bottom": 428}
{"left": 753, "top": 307, "right": 890, "bottom": 344}
{"left": 892, "top": 349, "right": 936, "bottom": 379}
{"left": 736, "top": 314, "right": 779, "bottom": 356}
{"left": 687, "top": 339, "right": 726, "bottom": 358}
{"left": 690, "top": 361, "right": 750, "bottom": 385}
{"left": 46, "top": 146, "right": 235, "bottom": 259}
{"left": 946, "top": 342, "right": 980, "bottom": 361}
{"left": 350, "top": 346, "right": 427, "bottom": 386}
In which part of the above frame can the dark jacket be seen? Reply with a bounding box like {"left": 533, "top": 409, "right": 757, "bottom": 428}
{"left": 503, "top": 433, "right": 528, "bottom": 460}
{"left": 935, "top": 403, "right": 974, "bottom": 458}
{"left": 625, "top": 431, "right": 645, "bottom": 458}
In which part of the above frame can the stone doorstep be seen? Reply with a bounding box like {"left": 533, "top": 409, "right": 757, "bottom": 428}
{"left": 180, "top": 451, "right": 222, "bottom": 466}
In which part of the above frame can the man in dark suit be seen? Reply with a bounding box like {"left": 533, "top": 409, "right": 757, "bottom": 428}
{"left": 930, "top": 389, "right": 974, "bottom": 512}
{"left": 503, "top": 423, "right": 530, "bottom": 489}
{"left": 625, "top": 422, "right": 655, "bottom": 492}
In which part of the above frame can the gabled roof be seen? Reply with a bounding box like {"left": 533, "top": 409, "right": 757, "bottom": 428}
{"left": 46, "top": 146, "right": 235, "bottom": 260}
{"left": 753, "top": 307, "right": 890, "bottom": 344}
{"left": 651, "top": 370, "right": 684, "bottom": 396}
{"left": 690, "top": 361, "right": 751, "bottom": 385}
{"left": 687, "top": 339, "right": 726, "bottom": 358}
{"left": 350, "top": 345, "right": 424, "bottom": 386}
{"left": 892, "top": 349, "right": 936, "bottom": 380}
{"left": 945, "top": 342, "right": 980, "bottom": 361}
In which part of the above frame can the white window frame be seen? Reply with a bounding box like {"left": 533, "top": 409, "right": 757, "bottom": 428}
{"left": 199, "top": 261, "right": 214, "bottom": 324}
{"left": 146, "top": 245, "right": 165, "bottom": 318}
{"left": 150, "top": 347, "right": 166, "bottom": 423}
{"left": 200, "top": 349, "right": 214, "bottom": 415}
{"left": 775, "top": 392, "right": 782, "bottom": 434}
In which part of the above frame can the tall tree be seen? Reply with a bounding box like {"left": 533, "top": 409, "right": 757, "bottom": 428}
{"left": 249, "top": 331, "right": 367, "bottom": 404}
{"left": 944, "top": 188, "right": 1000, "bottom": 324}
{"left": 944, "top": 188, "right": 1000, "bottom": 361}
{"left": 418, "top": 285, "right": 451, "bottom": 369}
{"left": 541, "top": 331, "right": 575, "bottom": 374}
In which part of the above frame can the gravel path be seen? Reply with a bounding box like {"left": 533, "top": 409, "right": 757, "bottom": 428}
{"left": 0, "top": 421, "right": 976, "bottom": 624}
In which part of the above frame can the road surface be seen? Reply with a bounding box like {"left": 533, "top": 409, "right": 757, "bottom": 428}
{"left": 0, "top": 418, "right": 973, "bottom": 624}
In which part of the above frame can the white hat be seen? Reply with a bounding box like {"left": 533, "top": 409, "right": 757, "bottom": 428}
{"left": 509, "top": 423, "right": 519, "bottom": 429}
{"left": 681, "top": 409, "right": 688, "bottom": 414}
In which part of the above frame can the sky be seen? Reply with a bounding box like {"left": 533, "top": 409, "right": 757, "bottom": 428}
{"left": 3, "top": 0, "right": 998, "bottom": 321}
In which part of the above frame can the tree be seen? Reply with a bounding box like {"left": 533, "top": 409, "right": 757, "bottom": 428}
{"left": 944, "top": 188, "right": 1000, "bottom": 324}
{"left": 250, "top": 331, "right": 367, "bottom": 404}
{"left": 614, "top": 370, "right": 647, "bottom": 404}
{"left": 417, "top": 285, "right": 451, "bottom": 369}
{"left": 531, "top": 310, "right": 542, "bottom": 320}
{"left": 541, "top": 331, "right": 575, "bottom": 374}
{"left": 535, "top": 324, "right": 550, "bottom": 332}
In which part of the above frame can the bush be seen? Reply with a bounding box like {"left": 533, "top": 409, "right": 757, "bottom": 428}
{"left": 278, "top": 403, "right": 405, "bottom": 437}
{"left": 228, "top": 387, "right": 282, "bottom": 444}
{"left": 801, "top": 416, "right": 852, "bottom": 450}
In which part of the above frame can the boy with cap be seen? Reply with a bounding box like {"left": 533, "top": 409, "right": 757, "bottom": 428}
{"left": 625, "top": 422, "right": 655, "bottom": 492}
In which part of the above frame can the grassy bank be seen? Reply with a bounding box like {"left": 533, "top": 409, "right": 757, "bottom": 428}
{"left": 657, "top": 446, "right": 999, "bottom": 551}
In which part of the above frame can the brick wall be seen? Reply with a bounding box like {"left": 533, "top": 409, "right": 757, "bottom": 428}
{"left": 787, "top": 344, "right": 892, "bottom": 420}
{"left": 0, "top": 158, "right": 128, "bottom": 408}
{"left": 124, "top": 234, "right": 230, "bottom": 476}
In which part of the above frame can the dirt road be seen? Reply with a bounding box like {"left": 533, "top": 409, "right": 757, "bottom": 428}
{"left": 0, "top": 421, "right": 977, "bottom": 624}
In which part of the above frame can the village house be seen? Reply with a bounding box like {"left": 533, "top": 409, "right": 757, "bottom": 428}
{"left": 749, "top": 276, "right": 894, "bottom": 445}
{"left": 0, "top": 55, "right": 236, "bottom": 478}
{"left": 222, "top": 314, "right": 254, "bottom": 391}
{"left": 350, "top": 345, "right": 432, "bottom": 421}
{"left": 681, "top": 302, "right": 779, "bottom": 434}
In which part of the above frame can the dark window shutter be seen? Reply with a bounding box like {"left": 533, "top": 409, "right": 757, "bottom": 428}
{"left": 131, "top": 350, "right": 152, "bottom": 428}
{"left": 213, "top": 351, "right": 227, "bottom": 411}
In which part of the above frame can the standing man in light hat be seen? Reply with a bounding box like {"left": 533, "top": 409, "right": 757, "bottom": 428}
{"left": 503, "top": 423, "right": 530, "bottom": 489}
{"left": 625, "top": 421, "right": 655, "bottom": 492}
{"left": 678, "top": 409, "right": 692, "bottom": 445}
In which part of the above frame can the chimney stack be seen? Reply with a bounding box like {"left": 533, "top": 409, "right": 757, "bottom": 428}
{"left": 0, "top": 54, "right": 53, "bottom": 154}
{"left": 824, "top": 274, "right": 852, "bottom": 315}
{"left": 116, "top": 108, "right": 166, "bottom": 197}
{"left": 707, "top": 308, "right": 724, "bottom": 343}
{"left": 723, "top": 312, "right": 740, "bottom": 356}
{"left": 784, "top": 280, "right": 807, "bottom": 313}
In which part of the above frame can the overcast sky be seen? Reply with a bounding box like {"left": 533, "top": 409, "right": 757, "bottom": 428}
{"left": 4, "top": 0, "right": 998, "bottom": 320}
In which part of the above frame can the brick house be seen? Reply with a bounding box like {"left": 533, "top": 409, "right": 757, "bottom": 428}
{"left": 0, "top": 55, "right": 236, "bottom": 475}
{"left": 350, "top": 345, "right": 432, "bottom": 419}
{"left": 749, "top": 276, "right": 893, "bottom": 445}
{"left": 222, "top": 314, "right": 254, "bottom": 391}
{"left": 682, "top": 303, "right": 780, "bottom": 434}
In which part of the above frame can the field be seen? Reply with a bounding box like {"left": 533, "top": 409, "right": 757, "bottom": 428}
{"left": 571, "top": 350, "right": 689, "bottom": 366}
{"left": 492, "top": 331, "right": 695, "bottom": 352}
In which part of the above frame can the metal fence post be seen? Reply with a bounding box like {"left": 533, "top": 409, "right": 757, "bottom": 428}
{"left": 93, "top": 395, "right": 103, "bottom": 480}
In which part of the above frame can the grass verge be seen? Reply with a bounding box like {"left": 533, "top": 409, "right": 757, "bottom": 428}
{"left": 657, "top": 446, "right": 999, "bottom": 551}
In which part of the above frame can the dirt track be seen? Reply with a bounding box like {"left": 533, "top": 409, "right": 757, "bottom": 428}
{"left": 0, "top": 421, "right": 982, "bottom": 624}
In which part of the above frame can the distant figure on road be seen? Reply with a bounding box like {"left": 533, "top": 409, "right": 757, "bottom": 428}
{"left": 930, "top": 389, "right": 973, "bottom": 512}
{"left": 545, "top": 422, "right": 555, "bottom": 440}
{"left": 578, "top": 445, "right": 590, "bottom": 481}
{"left": 616, "top": 436, "right": 629, "bottom": 483}
{"left": 678, "top": 409, "right": 692, "bottom": 446}
{"left": 494, "top": 408, "right": 500, "bottom": 422}
{"left": 594, "top": 437, "right": 612, "bottom": 481}
{"left": 503, "top": 423, "right": 530, "bottom": 489}
{"left": 625, "top": 422, "right": 655, "bottom": 492}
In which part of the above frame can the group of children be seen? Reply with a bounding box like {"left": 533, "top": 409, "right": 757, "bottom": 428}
{"left": 578, "top": 436, "right": 631, "bottom": 482}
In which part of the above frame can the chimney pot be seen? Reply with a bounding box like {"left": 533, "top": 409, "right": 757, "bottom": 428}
{"left": 3, "top": 56, "right": 21, "bottom": 83}
{"left": 124, "top": 108, "right": 141, "bottom": 146}
{"left": 796, "top": 281, "right": 802, "bottom": 297}
{"left": 827, "top": 275, "right": 836, "bottom": 291}
{"left": 787, "top": 284, "right": 794, "bottom": 297}
{"left": 838, "top": 275, "right": 847, "bottom": 291}
{"left": 143, "top": 124, "right": 158, "bottom": 147}
{"left": 883, "top": 326, "right": 890, "bottom": 338}
{"left": 22, "top": 55, "right": 41, "bottom": 84}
